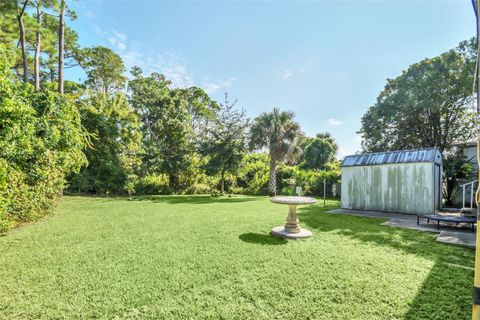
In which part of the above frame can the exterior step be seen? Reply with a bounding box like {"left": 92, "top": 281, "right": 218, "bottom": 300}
{"left": 441, "top": 207, "right": 463, "bottom": 213}
{"left": 461, "top": 207, "right": 477, "bottom": 215}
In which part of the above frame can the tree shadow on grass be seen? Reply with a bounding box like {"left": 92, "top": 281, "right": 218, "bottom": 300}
{"left": 297, "top": 204, "right": 474, "bottom": 319}
{"left": 130, "top": 195, "right": 262, "bottom": 205}
{"left": 239, "top": 232, "right": 287, "bottom": 245}
{"left": 402, "top": 261, "right": 473, "bottom": 319}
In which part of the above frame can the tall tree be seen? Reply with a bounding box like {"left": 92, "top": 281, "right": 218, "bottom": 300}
{"left": 250, "top": 108, "right": 302, "bottom": 196}
{"left": 179, "top": 86, "right": 219, "bottom": 144}
{"left": 1, "top": 0, "right": 78, "bottom": 86}
{"left": 69, "top": 92, "right": 142, "bottom": 194}
{"left": 0, "top": 2, "right": 18, "bottom": 45}
{"left": 316, "top": 132, "right": 338, "bottom": 154}
{"left": 360, "top": 38, "right": 476, "bottom": 153}
{"left": 33, "top": 0, "right": 42, "bottom": 90}
{"left": 78, "top": 46, "right": 127, "bottom": 95}
{"left": 42, "top": 14, "right": 79, "bottom": 82}
{"left": 128, "top": 71, "right": 196, "bottom": 191}
{"left": 302, "top": 137, "right": 336, "bottom": 171}
{"left": 202, "top": 94, "right": 249, "bottom": 194}
{"left": 57, "top": 0, "right": 64, "bottom": 93}
{"left": 16, "top": 0, "right": 29, "bottom": 83}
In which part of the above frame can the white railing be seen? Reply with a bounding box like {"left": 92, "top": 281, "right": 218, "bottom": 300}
{"left": 461, "top": 180, "right": 478, "bottom": 210}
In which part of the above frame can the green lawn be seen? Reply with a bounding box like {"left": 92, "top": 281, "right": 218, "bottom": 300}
{"left": 0, "top": 195, "right": 474, "bottom": 319}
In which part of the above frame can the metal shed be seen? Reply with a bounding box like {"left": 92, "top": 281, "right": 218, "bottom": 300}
{"left": 341, "top": 148, "right": 442, "bottom": 215}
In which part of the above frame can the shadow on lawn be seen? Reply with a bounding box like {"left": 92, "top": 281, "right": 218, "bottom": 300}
{"left": 239, "top": 232, "right": 287, "bottom": 245}
{"left": 130, "top": 195, "right": 260, "bottom": 204}
{"left": 298, "top": 205, "right": 474, "bottom": 319}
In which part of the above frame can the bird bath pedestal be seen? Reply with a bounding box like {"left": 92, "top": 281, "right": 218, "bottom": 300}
{"left": 270, "top": 196, "right": 316, "bottom": 239}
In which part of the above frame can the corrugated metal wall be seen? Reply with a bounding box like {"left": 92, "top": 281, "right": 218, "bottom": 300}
{"left": 341, "top": 163, "right": 435, "bottom": 214}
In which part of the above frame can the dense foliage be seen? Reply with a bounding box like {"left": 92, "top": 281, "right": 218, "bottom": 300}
{"left": 301, "top": 136, "right": 337, "bottom": 170}
{"left": 442, "top": 151, "right": 474, "bottom": 206}
{"left": 0, "top": 45, "right": 86, "bottom": 232}
{"left": 361, "top": 39, "right": 476, "bottom": 153}
{"left": 68, "top": 93, "right": 142, "bottom": 195}
{"left": 233, "top": 154, "right": 341, "bottom": 197}
{"left": 128, "top": 71, "right": 219, "bottom": 192}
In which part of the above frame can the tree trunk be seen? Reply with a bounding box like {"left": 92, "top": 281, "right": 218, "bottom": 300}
{"left": 17, "top": 0, "right": 29, "bottom": 83}
{"left": 34, "top": 2, "right": 42, "bottom": 91}
{"left": 220, "top": 170, "right": 225, "bottom": 195}
{"left": 269, "top": 158, "right": 277, "bottom": 196}
{"left": 58, "top": 0, "right": 65, "bottom": 94}
{"left": 169, "top": 173, "right": 178, "bottom": 193}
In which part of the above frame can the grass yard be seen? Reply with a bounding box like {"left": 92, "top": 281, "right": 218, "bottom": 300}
{"left": 0, "top": 195, "right": 474, "bottom": 319}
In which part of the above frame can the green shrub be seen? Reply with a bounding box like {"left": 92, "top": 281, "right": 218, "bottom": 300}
{"left": 295, "top": 163, "right": 341, "bottom": 197}
{"left": 186, "top": 183, "right": 211, "bottom": 195}
{"left": 68, "top": 93, "right": 142, "bottom": 195}
{"left": 236, "top": 154, "right": 270, "bottom": 195}
{"left": 232, "top": 153, "right": 340, "bottom": 196}
{"left": 0, "top": 50, "right": 87, "bottom": 232}
{"left": 276, "top": 162, "right": 299, "bottom": 194}
{"left": 135, "top": 174, "right": 171, "bottom": 195}
{"left": 229, "top": 186, "right": 245, "bottom": 194}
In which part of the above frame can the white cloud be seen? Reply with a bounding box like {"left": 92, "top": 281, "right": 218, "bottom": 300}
{"left": 280, "top": 70, "right": 293, "bottom": 80}
{"left": 91, "top": 24, "right": 107, "bottom": 38}
{"left": 121, "top": 48, "right": 235, "bottom": 91}
{"left": 109, "top": 31, "right": 128, "bottom": 52}
{"left": 327, "top": 118, "right": 343, "bottom": 126}
{"left": 91, "top": 28, "right": 236, "bottom": 93}
{"left": 203, "top": 77, "right": 236, "bottom": 94}
{"left": 122, "top": 50, "right": 195, "bottom": 88}
{"left": 280, "top": 65, "right": 310, "bottom": 80}
{"left": 122, "top": 50, "right": 142, "bottom": 70}
{"left": 116, "top": 32, "right": 127, "bottom": 42}
{"left": 85, "top": 9, "right": 97, "bottom": 19}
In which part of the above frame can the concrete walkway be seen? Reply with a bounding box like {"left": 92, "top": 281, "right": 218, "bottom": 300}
{"left": 327, "top": 209, "right": 476, "bottom": 248}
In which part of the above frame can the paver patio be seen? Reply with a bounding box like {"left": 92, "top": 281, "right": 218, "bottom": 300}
{"left": 328, "top": 209, "right": 476, "bottom": 248}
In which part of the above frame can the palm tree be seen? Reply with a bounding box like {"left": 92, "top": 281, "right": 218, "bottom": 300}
{"left": 250, "top": 108, "right": 302, "bottom": 196}
{"left": 316, "top": 132, "right": 338, "bottom": 154}
{"left": 302, "top": 138, "right": 336, "bottom": 170}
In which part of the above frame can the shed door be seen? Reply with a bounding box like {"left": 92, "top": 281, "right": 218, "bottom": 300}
{"left": 434, "top": 164, "right": 441, "bottom": 212}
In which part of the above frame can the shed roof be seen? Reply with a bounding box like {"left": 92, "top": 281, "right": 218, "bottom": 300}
{"left": 342, "top": 148, "right": 442, "bottom": 167}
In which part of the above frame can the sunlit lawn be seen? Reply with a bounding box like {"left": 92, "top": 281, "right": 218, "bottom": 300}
{"left": 0, "top": 195, "right": 474, "bottom": 319}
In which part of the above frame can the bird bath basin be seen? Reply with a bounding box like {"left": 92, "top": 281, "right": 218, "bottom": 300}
{"left": 270, "top": 196, "right": 316, "bottom": 239}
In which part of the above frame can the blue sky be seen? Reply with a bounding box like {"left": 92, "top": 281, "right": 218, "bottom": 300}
{"left": 68, "top": 1, "right": 476, "bottom": 158}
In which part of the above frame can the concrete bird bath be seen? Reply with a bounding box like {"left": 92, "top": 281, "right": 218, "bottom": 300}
{"left": 270, "top": 196, "right": 316, "bottom": 239}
